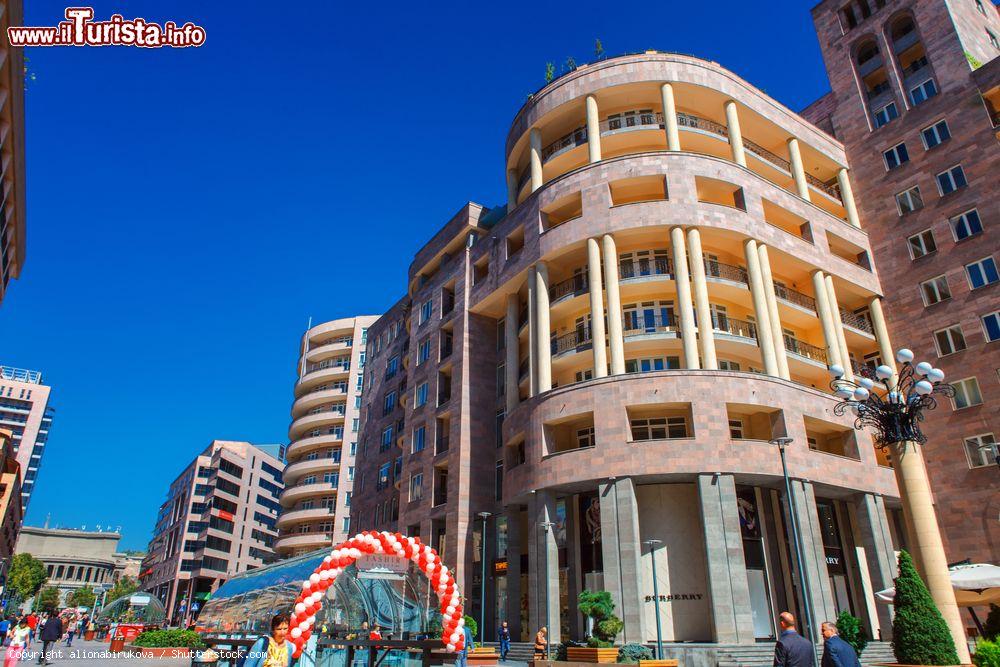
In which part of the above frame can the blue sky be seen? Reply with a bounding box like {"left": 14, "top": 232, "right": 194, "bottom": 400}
{"left": 1, "top": 0, "right": 836, "bottom": 550}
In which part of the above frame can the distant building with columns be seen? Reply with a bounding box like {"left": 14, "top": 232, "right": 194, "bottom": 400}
{"left": 350, "top": 51, "right": 909, "bottom": 657}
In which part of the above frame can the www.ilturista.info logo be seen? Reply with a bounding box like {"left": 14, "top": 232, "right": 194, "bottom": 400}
{"left": 7, "top": 7, "right": 206, "bottom": 48}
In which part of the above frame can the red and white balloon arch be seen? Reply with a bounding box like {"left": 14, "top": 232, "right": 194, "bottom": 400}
{"left": 287, "top": 530, "right": 465, "bottom": 658}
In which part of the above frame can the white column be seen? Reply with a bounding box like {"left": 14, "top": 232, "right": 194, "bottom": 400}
{"left": 535, "top": 263, "right": 552, "bottom": 393}
{"left": 824, "top": 274, "right": 854, "bottom": 381}
{"left": 787, "top": 138, "right": 810, "bottom": 201}
{"left": 602, "top": 235, "right": 626, "bottom": 375}
{"left": 527, "top": 269, "right": 537, "bottom": 397}
{"left": 811, "top": 270, "right": 842, "bottom": 370}
{"left": 837, "top": 168, "right": 861, "bottom": 228}
{"left": 660, "top": 83, "right": 680, "bottom": 151}
{"left": 757, "top": 244, "right": 790, "bottom": 380}
{"left": 586, "top": 95, "right": 602, "bottom": 163}
{"left": 868, "top": 297, "right": 897, "bottom": 382}
{"left": 671, "top": 227, "right": 700, "bottom": 369}
{"left": 724, "top": 100, "right": 746, "bottom": 167}
{"left": 506, "top": 168, "right": 519, "bottom": 210}
{"left": 529, "top": 128, "right": 543, "bottom": 193}
{"left": 587, "top": 238, "right": 608, "bottom": 378}
{"left": 744, "top": 239, "right": 778, "bottom": 376}
{"left": 505, "top": 294, "right": 520, "bottom": 414}
{"left": 686, "top": 228, "right": 717, "bottom": 369}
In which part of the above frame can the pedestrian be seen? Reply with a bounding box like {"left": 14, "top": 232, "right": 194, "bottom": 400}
{"left": 368, "top": 624, "right": 382, "bottom": 641}
{"left": 773, "top": 612, "right": 813, "bottom": 667}
{"left": 24, "top": 613, "right": 37, "bottom": 645}
{"left": 498, "top": 621, "right": 511, "bottom": 661}
{"left": 63, "top": 618, "right": 76, "bottom": 647}
{"left": 533, "top": 626, "right": 547, "bottom": 661}
{"left": 455, "top": 623, "right": 475, "bottom": 667}
{"left": 820, "top": 621, "right": 861, "bottom": 667}
{"left": 37, "top": 612, "right": 61, "bottom": 665}
{"left": 6, "top": 618, "right": 31, "bottom": 667}
{"left": 0, "top": 618, "right": 9, "bottom": 646}
{"left": 243, "top": 612, "right": 295, "bottom": 667}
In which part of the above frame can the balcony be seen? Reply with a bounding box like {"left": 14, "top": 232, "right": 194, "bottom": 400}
{"left": 275, "top": 507, "right": 336, "bottom": 529}
{"left": 713, "top": 316, "right": 757, "bottom": 340}
{"left": 774, "top": 284, "right": 816, "bottom": 312}
{"left": 274, "top": 532, "right": 332, "bottom": 552}
{"left": 279, "top": 482, "right": 338, "bottom": 508}
{"left": 543, "top": 126, "right": 588, "bottom": 163}
{"left": 288, "top": 409, "right": 346, "bottom": 440}
{"left": 286, "top": 432, "right": 343, "bottom": 459}
{"left": 893, "top": 29, "right": 919, "bottom": 54}
{"left": 620, "top": 257, "right": 672, "bottom": 282}
{"left": 552, "top": 326, "right": 593, "bottom": 356}
{"left": 783, "top": 336, "right": 829, "bottom": 366}
{"left": 858, "top": 54, "right": 884, "bottom": 78}
{"left": 550, "top": 273, "right": 589, "bottom": 303}
{"left": 282, "top": 458, "right": 339, "bottom": 485}
{"left": 839, "top": 308, "right": 874, "bottom": 336}
{"left": 623, "top": 314, "right": 680, "bottom": 339}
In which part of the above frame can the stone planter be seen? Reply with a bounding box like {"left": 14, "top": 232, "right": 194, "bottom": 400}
{"left": 83, "top": 631, "right": 95, "bottom": 641}
{"left": 566, "top": 647, "right": 620, "bottom": 663}
{"left": 126, "top": 645, "right": 193, "bottom": 658}
{"left": 468, "top": 647, "right": 499, "bottom": 666}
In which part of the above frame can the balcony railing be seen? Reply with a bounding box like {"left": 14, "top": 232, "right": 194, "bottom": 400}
{"left": 550, "top": 273, "right": 589, "bottom": 301}
{"left": 623, "top": 313, "right": 679, "bottom": 337}
{"left": 620, "top": 257, "right": 672, "bottom": 280}
{"left": 676, "top": 111, "right": 729, "bottom": 139}
{"left": 518, "top": 357, "right": 529, "bottom": 380}
{"left": 805, "top": 173, "right": 841, "bottom": 200}
{"left": 774, "top": 284, "right": 816, "bottom": 311}
{"left": 839, "top": 308, "right": 874, "bottom": 335}
{"left": 784, "top": 337, "right": 829, "bottom": 365}
{"left": 744, "top": 138, "right": 791, "bottom": 172}
{"left": 542, "top": 126, "right": 588, "bottom": 162}
{"left": 715, "top": 316, "right": 757, "bottom": 340}
{"left": 600, "top": 111, "right": 663, "bottom": 134}
{"left": 704, "top": 259, "right": 749, "bottom": 284}
{"left": 551, "top": 326, "right": 593, "bottom": 355}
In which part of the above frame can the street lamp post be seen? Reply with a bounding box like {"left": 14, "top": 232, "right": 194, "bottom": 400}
{"left": 540, "top": 521, "right": 556, "bottom": 658}
{"left": 642, "top": 539, "right": 664, "bottom": 660}
{"left": 478, "top": 511, "right": 492, "bottom": 645}
{"left": 829, "top": 349, "right": 970, "bottom": 663}
{"left": 769, "top": 437, "right": 817, "bottom": 667}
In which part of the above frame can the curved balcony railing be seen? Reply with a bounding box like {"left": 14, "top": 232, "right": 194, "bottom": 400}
{"left": 806, "top": 173, "right": 841, "bottom": 199}
{"left": 600, "top": 111, "right": 663, "bottom": 134}
{"left": 542, "top": 126, "right": 588, "bottom": 162}
{"left": 744, "top": 138, "right": 791, "bottom": 172}
{"left": 714, "top": 316, "right": 757, "bottom": 340}
{"left": 676, "top": 111, "right": 729, "bottom": 138}
{"left": 551, "top": 326, "right": 593, "bottom": 355}
{"left": 624, "top": 313, "right": 680, "bottom": 337}
{"left": 839, "top": 308, "right": 874, "bottom": 335}
{"left": 620, "top": 257, "right": 672, "bottom": 281}
{"left": 704, "top": 259, "right": 749, "bottom": 284}
{"left": 774, "top": 284, "right": 816, "bottom": 311}
{"left": 783, "top": 337, "right": 829, "bottom": 365}
{"left": 550, "top": 273, "right": 589, "bottom": 302}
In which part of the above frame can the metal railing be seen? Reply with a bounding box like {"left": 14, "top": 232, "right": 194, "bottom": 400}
{"left": 676, "top": 111, "right": 729, "bottom": 138}
{"left": 715, "top": 316, "right": 757, "bottom": 339}
{"left": 784, "top": 337, "right": 829, "bottom": 364}
{"left": 620, "top": 257, "right": 672, "bottom": 280}
{"left": 551, "top": 326, "right": 593, "bottom": 355}
{"left": 744, "top": 138, "right": 791, "bottom": 171}
{"left": 839, "top": 308, "right": 874, "bottom": 334}
{"left": 623, "top": 313, "right": 679, "bottom": 337}
{"left": 542, "top": 126, "right": 588, "bottom": 162}
{"left": 550, "top": 273, "right": 589, "bottom": 301}
{"left": 600, "top": 111, "right": 663, "bottom": 133}
{"left": 805, "top": 173, "right": 842, "bottom": 199}
{"left": 704, "top": 259, "right": 749, "bottom": 284}
{"left": 774, "top": 284, "right": 816, "bottom": 311}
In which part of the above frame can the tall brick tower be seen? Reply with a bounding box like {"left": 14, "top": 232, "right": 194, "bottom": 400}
{"left": 804, "top": 0, "right": 1000, "bottom": 567}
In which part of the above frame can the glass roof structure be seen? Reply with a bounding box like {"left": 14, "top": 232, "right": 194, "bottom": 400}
{"left": 97, "top": 592, "right": 167, "bottom": 624}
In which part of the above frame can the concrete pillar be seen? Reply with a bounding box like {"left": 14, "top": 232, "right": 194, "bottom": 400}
{"left": 660, "top": 83, "right": 680, "bottom": 151}
{"left": 506, "top": 509, "right": 523, "bottom": 641}
{"left": 686, "top": 228, "right": 717, "bottom": 369}
{"left": 837, "top": 168, "right": 861, "bottom": 228}
{"left": 757, "top": 244, "right": 790, "bottom": 380}
{"left": 529, "top": 128, "right": 543, "bottom": 193}
{"left": 724, "top": 100, "right": 746, "bottom": 167}
{"left": 507, "top": 168, "right": 519, "bottom": 210}
{"left": 824, "top": 275, "right": 854, "bottom": 381}
{"left": 505, "top": 294, "right": 520, "bottom": 414}
{"left": 869, "top": 297, "right": 897, "bottom": 381}
{"left": 671, "top": 227, "right": 700, "bottom": 369}
{"left": 598, "top": 478, "right": 646, "bottom": 644}
{"left": 811, "top": 270, "right": 843, "bottom": 370}
{"left": 527, "top": 492, "right": 561, "bottom": 645}
{"left": 789, "top": 479, "right": 837, "bottom": 640}
{"left": 697, "top": 473, "right": 756, "bottom": 644}
{"left": 527, "top": 270, "right": 537, "bottom": 398}
{"left": 602, "top": 235, "right": 626, "bottom": 375}
{"left": 890, "top": 441, "right": 971, "bottom": 662}
{"left": 587, "top": 238, "right": 608, "bottom": 378}
{"left": 787, "top": 138, "right": 810, "bottom": 201}
{"left": 586, "top": 95, "right": 602, "bottom": 163}
{"left": 853, "top": 494, "right": 898, "bottom": 639}
{"left": 535, "top": 263, "right": 552, "bottom": 393}
{"left": 743, "top": 239, "right": 779, "bottom": 376}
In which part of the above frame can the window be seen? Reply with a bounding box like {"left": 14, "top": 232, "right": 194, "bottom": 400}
{"left": 951, "top": 377, "right": 983, "bottom": 409}
{"left": 907, "top": 229, "right": 936, "bottom": 259}
{"left": 576, "top": 427, "right": 596, "bottom": 449}
{"left": 982, "top": 311, "right": 1000, "bottom": 343}
{"left": 385, "top": 356, "right": 399, "bottom": 379}
{"left": 965, "top": 433, "right": 997, "bottom": 468}
{"left": 575, "top": 369, "right": 594, "bottom": 383}
{"left": 936, "top": 165, "right": 967, "bottom": 195}
{"left": 934, "top": 325, "right": 967, "bottom": 356}
{"left": 976, "top": 0, "right": 987, "bottom": 15}
{"left": 413, "top": 425, "right": 426, "bottom": 453}
{"left": 409, "top": 473, "right": 424, "bottom": 501}
{"left": 417, "top": 339, "right": 431, "bottom": 365}
{"left": 352, "top": 417, "right": 359, "bottom": 432}
{"left": 624, "top": 356, "right": 680, "bottom": 373}
{"left": 873, "top": 102, "right": 898, "bottom": 128}
{"left": 950, "top": 209, "right": 983, "bottom": 241}
{"left": 989, "top": 29, "right": 1000, "bottom": 50}
{"left": 920, "top": 275, "right": 951, "bottom": 306}
{"left": 630, "top": 417, "right": 688, "bottom": 440}
{"left": 419, "top": 300, "right": 433, "bottom": 324}
{"left": 348, "top": 466, "right": 355, "bottom": 481}
{"left": 966, "top": 257, "right": 1000, "bottom": 289}
{"left": 729, "top": 419, "right": 744, "bottom": 439}
{"left": 383, "top": 391, "right": 396, "bottom": 416}
{"left": 909, "top": 79, "right": 938, "bottom": 106}
{"left": 380, "top": 426, "right": 393, "bottom": 451}
{"left": 495, "top": 460, "right": 503, "bottom": 501}
{"left": 377, "top": 464, "right": 391, "bottom": 491}
{"left": 719, "top": 360, "right": 742, "bottom": 371}
{"left": 921, "top": 120, "right": 950, "bottom": 149}
{"left": 895, "top": 186, "right": 923, "bottom": 215}
{"left": 883, "top": 142, "right": 909, "bottom": 170}
{"left": 415, "top": 382, "right": 428, "bottom": 408}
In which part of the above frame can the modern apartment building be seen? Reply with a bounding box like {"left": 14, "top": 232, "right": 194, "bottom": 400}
{"left": 353, "top": 52, "right": 912, "bottom": 655}
{"left": 0, "top": 366, "right": 54, "bottom": 509}
{"left": 140, "top": 440, "right": 285, "bottom": 622}
{"left": 275, "top": 316, "right": 379, "bottom": 558}
{"left": 803, "top": 0, "right": 1000, "bottom": 566}
{"left": 0, "top": 0, "right": 27, "bottom": 305}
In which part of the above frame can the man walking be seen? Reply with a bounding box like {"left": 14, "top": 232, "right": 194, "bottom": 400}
{"left": 498, "top": 621, "right": 511, "bottom": 661}
{"left": 38, "top": 612, "right": 62, "bottom": 665}
{"left": 773, "top": 612, "right": 813, "bottom": 667}
{"left": 820, "top": 622, "right": 861, "bottom": 667}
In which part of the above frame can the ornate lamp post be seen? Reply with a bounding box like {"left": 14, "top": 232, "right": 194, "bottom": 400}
{"left": 829, "top": 348, "right": 969, "bottom": 663}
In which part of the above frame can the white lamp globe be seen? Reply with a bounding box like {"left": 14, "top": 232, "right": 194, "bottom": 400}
{"left": 875, "top": 365, "right": 893, "bottom": 380}
{"left": 927, "top": 367, "right": 945, "bottom": 383}
{"left": 828, "top": 364, "right": 845, "bottom": 379}
{"left": 914, "top": 380, "right": 933, "bottom": 395}
{"left": 896, "top": 348, "right": 914, "bottom": 364}
{"left": 915, "top": 361, "right": 933, "bottom": 376}
{"left": 859, "top": 377, "right": 875, "bottom": 390}
{"left": 852, "top": 387, "right": 870, "bottom": 401}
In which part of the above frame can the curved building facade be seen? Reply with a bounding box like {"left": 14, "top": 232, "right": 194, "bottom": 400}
{"left": 276, "top": 315, "right": 379, "bottom": 557}
{"left": 355, "top": 53, "right": 907, "bottom": 652}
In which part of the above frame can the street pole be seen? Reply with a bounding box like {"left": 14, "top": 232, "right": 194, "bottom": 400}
{"left": 478, "top": 512, "right": 492, "bottom": 645}
{"left": 642, "top": 540, "right": 664, "bottom": 660}
{"left": 540, "top": 521, "right": 555, "bottom": 659}
{"left": 772, "top": 437, "right": 817, "bottom": 667}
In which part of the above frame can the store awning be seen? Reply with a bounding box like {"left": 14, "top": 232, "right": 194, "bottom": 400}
{"left": 876, "top": 563, "right": 1000, "bottom": 607}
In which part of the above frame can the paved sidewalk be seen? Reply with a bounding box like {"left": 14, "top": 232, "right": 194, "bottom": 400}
{"left": 3, "top": 638, "right": 189, "bottom": 665}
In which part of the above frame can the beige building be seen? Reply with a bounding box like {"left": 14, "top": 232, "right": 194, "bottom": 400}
{"left": 15, "top": 526, "right": 128, "bottom": 607}
{"left": 0, "top": 429, "right": 22, "bottom": 564}
{"left": 0, "top": 366, "right": 55, "bottom": 509}
{"left": 0, "top": 0, "right": 27, "bottom": 305}
{"left": 275, "top": 316, "right": 378, "bottom": 557}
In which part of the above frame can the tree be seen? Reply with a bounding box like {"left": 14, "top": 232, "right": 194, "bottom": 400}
{"left": 8, "top": 553, "right": 48, "bottom": 602}
{"left": 103, "top": 575, "right": 138, "bottom": 608}
{"left": 68, "top": 585, "right": 96, "bottom": 609}
{"left": 891, "top": 550, "right": 959, "bottom": 665}
{"left": 462, "top": 614, "right": 477, "bottom": 641}
{"left": 34, "top": 586, "right": 60, "bottom": 612}
{"left": 577, "top": 590, "right": 623, "bottom": 647}
{"left": 835, "top": 610, "right": 868, "bottom": 657}
{"left": 594, "top": 39, "right": 605, "bottom": 59}
{"left": 564, "top": 56, "right": 577, "bottom": 72}
{"left": 984, "top": 603, "right": 1000, "bottom": 642}
{"left": 545, "top": 62, "right": 555, "bottom": 83}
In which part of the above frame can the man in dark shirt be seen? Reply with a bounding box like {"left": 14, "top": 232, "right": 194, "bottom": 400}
{"left": 773, "top": 612, "right": 814, "bottom": 667}
{"left": 38, "top": 613, "right": 63, "bottom": 665}
{"left": 821, "top": 622, "right": 861, "bottom": 667}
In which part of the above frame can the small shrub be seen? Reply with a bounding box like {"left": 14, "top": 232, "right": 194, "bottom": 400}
{"left": 578, "top": 590, "right": 623, "bottom": 646}
{"left": 974, "top": 640, "right": 1000, "bottom": 667}
{"left": 984, "top": 604, "right": 1000, "bottom": 641}
{"left": 462, "top": 615, "right": 477, "bottom": 641}
{"left": 835, "top": 610, "right": 868, "bottom": 657}
{"left": 587, "top": 636, "right": 612, "bottom": 648}
{"left": 891, "top": 550, "right": 959, "bottom": 666}
{"left": 555, "top": 640, "right": 584, "bottom": 661}
{"left": 617, "top": 643, "right": 653, "bottom": 664}
{"left": 132, "top": 629, "right": 205, "bottom": 649}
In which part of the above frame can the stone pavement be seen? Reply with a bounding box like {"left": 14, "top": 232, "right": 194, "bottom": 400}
{"left": 3, "top": 638, "right": 189, "bottom": 666}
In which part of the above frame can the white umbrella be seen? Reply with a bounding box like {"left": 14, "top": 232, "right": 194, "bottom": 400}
{"left": 876, "top": 563, "right": 1000, "bottom": 606}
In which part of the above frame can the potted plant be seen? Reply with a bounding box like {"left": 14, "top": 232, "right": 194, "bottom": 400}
{"left": 567, "top": 590, "right": 623, "bottom": 663}
{"left": 835, "top": 611, "right": 868, "bottom": 658}
{"left": 890, "top": 550, "right": 962, "bottom": 666}
{"left": 128, "top": 629, "right": 205, "bottom": 658}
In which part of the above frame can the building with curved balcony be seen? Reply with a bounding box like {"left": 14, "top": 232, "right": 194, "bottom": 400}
{"left": 353, "top": 52, "right": 911, "bottom": 657}
{"left": 276, "top": 315, "right": 379, "bottom": 558}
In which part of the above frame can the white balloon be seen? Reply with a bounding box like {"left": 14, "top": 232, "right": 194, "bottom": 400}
{"left": 446, "top": 605, "right": 455, "bottom": 615}
{"left": 896, "top": 348, "right": 914, "bottom": 363}
{"left": 310, "top": 573, "right": 321, "bottom": 584}
{"left": 302, "top": 581, "right": 312, "bottom": 591}
{"left": 446, "top": 644, "right": 456, "bottom": 652}
{"left": 426, "top": 552, "right": 436, "bottom": 562}
{"left": 295, "top": 603, "right": 306, "bottom": 614}
{"left": 323, "top": 556, "right": 332, "bottom": 564}
{"left": 320, "top": 570, "right": 330, "bottom": 580}
{"left": 426, "top": 563, "right": 436, "bottom": 573}
{"left": 291, "top": 628, "right": 302, "bottom": 639}
{"left": 450, "top": 632, "right": 461, "bottom": 643}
